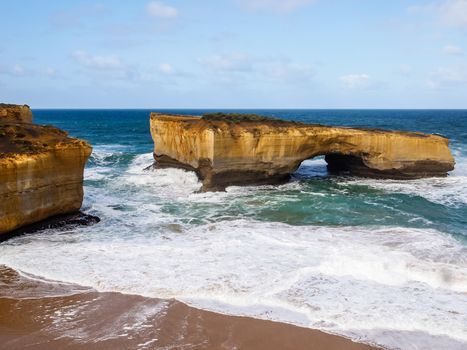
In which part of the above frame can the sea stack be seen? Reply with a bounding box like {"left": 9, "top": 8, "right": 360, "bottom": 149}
{"left": 150, "top": 113, "right": 455, "bottom": 191}
{"left": 0, "top": 104, "right": 92, "bottom": 235}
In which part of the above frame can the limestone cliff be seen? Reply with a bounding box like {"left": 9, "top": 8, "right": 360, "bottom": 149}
{"left": 0, "top": 104, "right": 33, "bottom": 123}
{"left": 0, "top": 105, "right": 92, "bottom": 235}
{"left": 150, "top": 113, "right": 455, "bottom": 191}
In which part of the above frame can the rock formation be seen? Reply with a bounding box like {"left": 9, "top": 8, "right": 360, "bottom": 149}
{"left": 150, "top": 113, "right": 455, "bottom": 191}
{"left": 0, "top": 104, "right": 33, "bottom": 123}
{"left": 0, "top": 104, "right": 92, "bottom": 235}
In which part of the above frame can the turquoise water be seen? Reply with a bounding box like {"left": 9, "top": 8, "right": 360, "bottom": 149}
{"left": 37, "top": 109, "right": 467, "bottom": 240}
{"left": 1, "top": 109, "right": 466, "bottom": 349}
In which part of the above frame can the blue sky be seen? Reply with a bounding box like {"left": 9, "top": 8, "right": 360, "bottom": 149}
{"left": 1, "top": 0, "right": 467, "bottom": 108}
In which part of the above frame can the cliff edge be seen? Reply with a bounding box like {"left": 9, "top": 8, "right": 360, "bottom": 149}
{"left": 150, "top": 113, "right": 455, "bottom": 191}
{"left": 0, "top": 103, "right": 33, "bottom": 123}
{"left": 0, "top": 105, "right": 92, "bottom": 235}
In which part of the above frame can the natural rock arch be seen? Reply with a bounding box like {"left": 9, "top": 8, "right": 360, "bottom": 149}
{"left": 150, "top": 113, "right": 455, "bottom": 191}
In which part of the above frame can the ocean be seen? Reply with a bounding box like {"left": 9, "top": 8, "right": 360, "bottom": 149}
{"left": 1, "top": 109, "right": 466, "bottom": 349}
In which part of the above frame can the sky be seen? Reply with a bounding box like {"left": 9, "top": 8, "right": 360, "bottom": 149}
{"left": 1, "top": 0, "right": 467, "bottom": 108}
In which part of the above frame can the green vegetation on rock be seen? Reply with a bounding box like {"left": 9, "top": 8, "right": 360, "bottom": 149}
{"left": 202, "top": 112, "right": 281, "bottom": 123}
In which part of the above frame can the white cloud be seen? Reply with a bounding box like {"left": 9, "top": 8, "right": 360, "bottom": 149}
{"left": 158, "top": 63, "right": 174, "bottom": 74}
{"left": 12, "top": 64, "right": 25, "bottom": 76}
{"left": 0, "top": 64, "right": 34, "bottom": 77}
{"left": 72, "top": 51, "right": 124, "bottom": 70}
{"left": 137, "top": 63, "right": 189, "bottom": 84}
{"left": 426, "top": 67, "right": 467, "bottom": 88}
{"left": 409, "top": 0, "right": 467, "bottom": 27}
{"left": 443, "top": 45, "right": 464, "bottom": 55}
{"left": 406, "top": 5, "right": 426, "bottom": 14}
{"left": 146, "top": 1, "right": 178, "bottom": 19}
{"left": 199, "top": 53, "right": 253, "bottom": 72}
{"left": 45, "top": 67, "right": 58, "bottom": 77}
{"left": 264, "top": 61, "right": 314, "bottom": 82}
{"left": 198, "top": 53, "right": 314, "bottom": 86}
{"left": 236, "top": 0, "right": 316, "bottom": 13}
{"left": 340, "top": 74, "right": 373, "bottom": 89}
{"left": 397, "top": 64, "right": 412, "bottom": 76}
{"left": 50, "top": 4, "right": 107, "bottom": 29}
{"left": 439, "top": 0, "right": 467, "bottom": 27}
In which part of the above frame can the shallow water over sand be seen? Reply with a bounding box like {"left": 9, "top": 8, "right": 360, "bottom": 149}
{"left": 0, "top": 266, "right": 378, "bottom": 350}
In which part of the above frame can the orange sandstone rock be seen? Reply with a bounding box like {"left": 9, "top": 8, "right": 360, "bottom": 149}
{"left": 150, "top": 113, "right": 455, "bottom": 191}
{"left": 0, "top": 103, "right": 33, "bottom": 123}
{"left": 0, "top": 104, "right": 91, "bottom": 235}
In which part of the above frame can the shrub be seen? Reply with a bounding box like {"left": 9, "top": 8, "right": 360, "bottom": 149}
{"left": 202, "top": 112, "right": 280, "bottom": 123}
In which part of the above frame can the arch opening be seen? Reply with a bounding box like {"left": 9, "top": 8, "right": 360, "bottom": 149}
{"left": 293, "top": 156, "right": 329, "bottom": 179}
{"left": 292, "top": 153, "right": 369, "bottom": 180}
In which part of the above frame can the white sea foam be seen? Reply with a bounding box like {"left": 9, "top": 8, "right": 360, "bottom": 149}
{"left": 293, "top": 151, "right": 467, "bottom": 208}
{"left": 343, "top": 174, "right": 467, "bottom": 208}
{"left": 122, "top": 153, "right": 201, "bottom": 198}
{"left": 318, "top": 150, "right": 467, "bottom": 208}
{"left": 1, "top": 220, "right": 466, "bottom": 350}
{"left": 85, "top": 144, "right": 130, "bottom": 181}
{"left": 1, "top": 151, "right": 467, "bottom": 350}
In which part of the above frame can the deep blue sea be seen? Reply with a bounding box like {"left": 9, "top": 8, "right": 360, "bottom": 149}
{"left": 1, "top": 109, "right": 466, "bottom": 349}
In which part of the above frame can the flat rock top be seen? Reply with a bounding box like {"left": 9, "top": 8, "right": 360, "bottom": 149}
{"left": 150, "top": 112, "right": 442, "bottom": 140}
{"left": 0, "top": 121, "right": 90, "bottom": 158}
{"left": 151, "top": 112, "right": 306, "bottom": 127}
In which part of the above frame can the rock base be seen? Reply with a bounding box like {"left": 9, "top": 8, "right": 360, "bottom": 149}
{"left": 0, "top": 212, "right": 100, "bottom": 243}
{"left": 325, "top": 154, "right": 453, "bottom": 179}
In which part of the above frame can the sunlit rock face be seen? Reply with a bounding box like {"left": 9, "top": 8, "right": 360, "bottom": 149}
{"left": 150, "top": 113, "right": 455, "bottom": 191}
{"left": 0, "top": 104, "right": 92, "bottom": 235}
{"left": 0, "top": 104, "right": 33, "bottom": 123}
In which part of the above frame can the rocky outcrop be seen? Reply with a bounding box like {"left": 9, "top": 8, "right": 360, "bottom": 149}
{"left": 0, "top": 104, "right": 92, "bottom": 235}
{"left": 150, "top": 113, "right": 455, "bottom": 191}
{"left": 0, "top": 104, "right": 33, "bottom": 123}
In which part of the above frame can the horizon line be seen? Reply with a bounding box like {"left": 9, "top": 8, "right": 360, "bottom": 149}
{"left": 30, "top": 107, "right": 467, "bottom": 111}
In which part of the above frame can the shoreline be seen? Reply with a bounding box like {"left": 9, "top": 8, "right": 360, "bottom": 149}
{"left": 0, "top": 265, "right": 380, "bottom": 350}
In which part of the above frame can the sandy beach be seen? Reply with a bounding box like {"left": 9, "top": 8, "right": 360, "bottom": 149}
{"left": 0, "top": 265, "right": 379, "bottom": 350}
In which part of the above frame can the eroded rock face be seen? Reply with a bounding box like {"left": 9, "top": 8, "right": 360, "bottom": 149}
{"left": 150, "top": 113, "right": 455, "bottom": 191}
{"left": 0, "top": 105, "right": 92, "bottom": 235}
{"left": 0, "top": 104, "right": 33, "bottom": 123}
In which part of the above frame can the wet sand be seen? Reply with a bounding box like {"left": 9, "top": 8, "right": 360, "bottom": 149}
{"left": 0, "top": 266, "right": 380, "bottom": 350}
